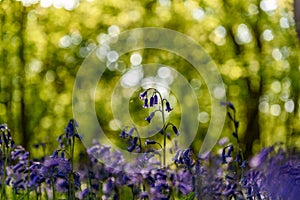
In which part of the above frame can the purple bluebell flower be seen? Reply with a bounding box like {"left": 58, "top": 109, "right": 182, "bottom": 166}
{"left": 249, "top": 147, "right": 273, "bottom": 168}
{"left": 173, "top": 148, "right": 194, "bottom": 168}
{"left": 227, "top": 145, "right": 234, "bottom": 157}
{"left": 0, "top": 125, "right": 14, "bottom": 149}
{"left": 51, "top": 150, "right": 59, "bottom": 158}
{"left": 220, "top": 101, "right": 235, "bottom": 111}
{"left": 145, "top": 139, "right": 156, "bottom": 145}
{"left": 140, "top": 90, "right": 147, "bottom": 99}
{"left": 40, "top": 157, "right": 71, "bottom": 179}
{"left": 56, "top": 178, "right": 69, "bottom": 193}
{"left": 127, "top": 127, "right": 135, "bottom": 136}
{"left": 235, "top": 150, "right": 243, "bottom": 164}
{"left": 103, "top": 177, "right": 114, "bottom": 196}
{"left": 151, "top": 179, "right": 170, "bottom": 199}
{"left": 119, "top": 129, "right": 127, "bottom": 138}
{"left": 218, "top": 137, "right": 229, "bottom": 146}
{"left": 127, "top": 144, "right": 136, "bottom": 152}
{"left": 11, "top": 146, "right": 25, "bottom": 160}
{"left": 79, "top": 188, "right": 91, "bottom": 199}
{"left": 150, "top": 96, "right": 154, "bottom": 107}
{"left": 12, "top": 163, "right": 24, "bottom": 173}
{"left": 153, "top": 94, "right": 158, "bottom": 105}
{"left": 145, "top": 112, "right": 155, "bottom": 123}
{"left": 173, "top": 169, "right": 193, "bottom": 195}
{"left": 143, "top": 98, "right": 149, "bottom": 108}
{"left": 172, "top": 125, "right": 179, "bottom": 136}
{"left": 165, "top": 101, "right": 173, "bottom": 112}
{"left": 65, "top": 119, "right": 78, "bottom": 138}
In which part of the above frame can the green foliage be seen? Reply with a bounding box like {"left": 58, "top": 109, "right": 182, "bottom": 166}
{"left": 180, "top": 192, "right": 195, "bottom": 200}
{"left": 0, "top": 0, "right": 299, "bottom": 157}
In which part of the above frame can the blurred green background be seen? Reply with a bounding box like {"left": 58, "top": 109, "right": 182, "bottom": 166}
{"left": 0, "top": 0, "right": 299, "bottom": 158}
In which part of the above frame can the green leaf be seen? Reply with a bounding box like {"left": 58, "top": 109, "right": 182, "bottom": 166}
{"left": 119, "top": 186, "right": 133, "bottom": 200}
{"left": 180, "top": 192, "right": 195, "bottom": 200}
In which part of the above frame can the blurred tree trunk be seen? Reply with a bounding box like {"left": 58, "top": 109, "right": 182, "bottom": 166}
{"left": 1, "top": 1, "right": 29, "bottom": 149}
{"left": 290, "top": 0, "right": 300, "bottom": 147}
{"left": 0, "top": 1, "right": 11, "bottom": 127}
{"left": 242, "top": 9, "right": 265, "bottom": 158}
{"left": 294, "top": 0, "right": 300, "bottom": 38}
{"left": 16, "top": 4, "right": 29, "bottom": 149}
{"left": 222, "top": 0, "right": 262, "bottom": 158}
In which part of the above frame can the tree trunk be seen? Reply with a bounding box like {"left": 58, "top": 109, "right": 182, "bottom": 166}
{"left": 294, "top": 0, "right": 300, "bottom": 38}
{"left": 19, "top": 5, "right": 29, "bottom": 149}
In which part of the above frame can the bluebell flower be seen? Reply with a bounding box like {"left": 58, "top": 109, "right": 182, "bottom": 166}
{"left": 55, "top": 178, "right": 69, "bottom": 193}
{"left": 145, "top": 139, "right": 156, "bottom": 145}
{"left": 27, "top": 162, "right": 44, "bottom": 190}
{"left": 172, "top": 125, "right": 179, "bottom": 136}
{"left": 102, "top": 177, "right": 114, "bottom": 196}
{"left": 12, "top": 163, "right": 24, "bottom": 173}
{"left": 11, "top": 146, "right": 25, "bottom": 160}
{"left": 145, "top": 112, "right": 155, "bottom": 123}
{"left": 127, "top": 127, "right": 135, "bottom": 136}
{"left": 235, "top": 150, "right": 242, "bottom": 164}
{"left": 139, "top": 191, "right": 149, "bottom": 199}
{"left": 65, "top": 119, "right": 78, "bottom": 138}
{"left": 249, "top": 147, "right": 273, "bottom": 168}
{"left": 40, "top": 157, "right": 71, "bottom": 179}
{"left": 0, "top": 125, "right": 14, "bottom": 149}
{"left": 150, "top": 96, "right": 154, "bottom": 107}
{"left": 173, "top": 148, "right": 194, "bottom": 168}
{"left": 139, "top": 90, "right": 148, "bottom": 99}
{"left": 153, "top": 94, "right": 158, "bottom": 105}
{"left": 227, "top": 145, "right": 234, "bottom": 157}
{"left": 165, "top": 101, "right": 173, "bottom": 112}
{"left": 143, "top": 98, "right": 149, "bottom": 108}
{"left": 119, "top": 129, "right": 127, "bottom": 138}
{"left": 51, "top": 150, "right": 59, "bottom": 158}
{"left": 151, "top": 179, "right": 170, "bottom": 199}
{"left": 127, "top": 144, "right": 136, "bottom": 152}
{"left": 173, "top": 169, "right": 193, "bottom": 195}
{"left": 79, "top": 188, "right": 91, "bottom": 199}
{"left": 220, "top": 101, "right": 235, "bottom": 111}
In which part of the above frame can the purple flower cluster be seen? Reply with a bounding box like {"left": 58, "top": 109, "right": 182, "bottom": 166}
{"left": 81, "top": 140, "right": 194, "bottom": 199}
{"left": 0, "top": 120, "right": 81, "bottom": 199}
{"left": 0, "top": 99, "right": 299, "bottom": 199}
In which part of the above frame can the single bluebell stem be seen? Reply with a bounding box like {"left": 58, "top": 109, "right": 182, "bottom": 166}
{"left": 35, "top": 189, "right": 39, "bottom": 200}
{"left": 51, "top": 176, "right": 55, "bottom": 200}
{"left": 224, "top": 103, "right": 245, "bottom": 180}
{"left": 132, "top": 125, "right": 142, "bottom": 152}
{"left": 1, "top": 133, "right": 10, "bottom": 200}
{"left": 26, "top": 162, "right": 30, "bottom": 200}
{"left": 146, "top": 90, "right": 167, "bottom": 168}
{"left": 161, "top": 98, "right": 167, "bottom": 169}
{"left": 140, "top": 88, "right": 172, "bottom": 168}
{"left": 232, "top": 109, "right": 245, "bottom": 179}
{"left": 1, "top": 146, "right": 7, "bottom": 200}
{"left": 12, "top": 188, "right": 16, "bottom": 200}
{"left": 44, "top": 187, "right": 49, "bottom": 200}
{"left": 68, "top": 133, "right": 76, "bottom": 200}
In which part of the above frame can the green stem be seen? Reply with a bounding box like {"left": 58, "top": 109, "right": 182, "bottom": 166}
{"left": 51, "top": 177, "right": 55, "bottom": 200}
{"left": 133, "top": 126, "right": 142, "bottom": 152}
{"left": 143, "top": 88, "right": 167, "bottom": 168}
{"left": 232, "top": 109, "right": 245, "bottom": 180}
{"left": 35, "top": 189, "right": 39, "bottom": 200}
{"left": 161, "top": 100, "right": 166, "bottom": 169}
{"left": 44, "top": 187, "right": 49, "bottom": 200}
{"left": 1, "top": 145, "right": 8, "bottom": 200}
{"left": 13, "top": 188, "right": 16, "bottom": 200}
{"left": 69, "top": 136, "right": 75, "bottom": 200}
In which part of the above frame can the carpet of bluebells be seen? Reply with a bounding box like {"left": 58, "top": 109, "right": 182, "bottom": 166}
{"left": 0, "top": 89, "right": 300, "bottom": 199}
